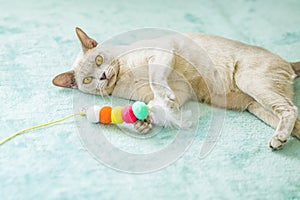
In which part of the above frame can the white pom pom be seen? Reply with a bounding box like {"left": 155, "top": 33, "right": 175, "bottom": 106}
{"left": 86, "top": 106, "right": 101, "bottom": 123}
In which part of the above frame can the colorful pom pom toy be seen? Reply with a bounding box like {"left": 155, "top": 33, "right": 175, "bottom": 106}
{"left": 0, "top": 101, "right": 150, "bottom": 146}
{"left": 86, "top": 101, "right": 149, "bottom": 124}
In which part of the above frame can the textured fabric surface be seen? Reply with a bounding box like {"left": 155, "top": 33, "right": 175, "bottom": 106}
{"left": 0, "top": 0, "right": 300, "bottom": 199}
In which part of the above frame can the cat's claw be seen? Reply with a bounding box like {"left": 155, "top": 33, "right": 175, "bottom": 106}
{"left": 134, "top": 115, "right": 153, "bottom": 134}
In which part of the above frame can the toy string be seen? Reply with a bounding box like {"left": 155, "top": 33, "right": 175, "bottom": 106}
{"left": 0, "top": 112, "right": 86, "bottom": 146}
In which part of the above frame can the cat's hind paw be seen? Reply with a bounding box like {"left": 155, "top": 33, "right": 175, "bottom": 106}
{"left": 269, "top": 134, "right": 287, "bottom": 150}
{"left": 134, "top": 116, "right": 153, "bottom": 134}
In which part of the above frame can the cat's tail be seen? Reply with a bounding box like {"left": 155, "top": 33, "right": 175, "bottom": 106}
{"left": 291, "top": 62, "right": 300, "bottom": 76}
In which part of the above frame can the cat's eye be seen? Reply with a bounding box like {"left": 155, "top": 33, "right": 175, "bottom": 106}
{"left": 83, "top": 76, "right": 93, "bottom": 84}
{"left": 95, "top": 55, "right": 103, "bottom": 66}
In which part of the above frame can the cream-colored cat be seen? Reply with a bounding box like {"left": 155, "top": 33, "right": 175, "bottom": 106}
{"left": 53, "top": 27, "right": 300, "bottom": 150}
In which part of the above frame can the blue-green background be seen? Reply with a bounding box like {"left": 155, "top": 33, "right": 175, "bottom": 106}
{"left": 0, "top": 0, "right": 300, "bottom": 199}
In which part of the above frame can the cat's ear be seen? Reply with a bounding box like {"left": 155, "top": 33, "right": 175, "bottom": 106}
{"left": 75, "top": 27, "right": 98, "bottom": 53}
{"left": 52, "top": 70, "right": 77, "bottom": 88}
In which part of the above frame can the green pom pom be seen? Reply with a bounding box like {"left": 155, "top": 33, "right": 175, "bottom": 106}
{"left": 132, "top": 101, "right": 149, "bottom": 120}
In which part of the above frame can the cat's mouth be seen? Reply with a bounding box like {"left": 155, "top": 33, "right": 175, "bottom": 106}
{"left": 95, "top": 73, "right": 117, "bottom": 95}
{"left": 100, "top": 72, "right": 107, "bottom": 80}
{"left": 107, "top": 74, "right": 116, "bottom": 86}
{"left": 95, "top": 64, "right": 119, "bottom": 95}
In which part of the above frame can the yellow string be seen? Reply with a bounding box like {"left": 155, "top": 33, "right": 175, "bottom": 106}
{"left": 0, "top": 112, "right": 86, "bottom": 146}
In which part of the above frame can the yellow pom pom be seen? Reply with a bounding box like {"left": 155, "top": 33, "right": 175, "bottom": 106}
{"left": 111, "top": 106, "right": 123, "bottom": 124}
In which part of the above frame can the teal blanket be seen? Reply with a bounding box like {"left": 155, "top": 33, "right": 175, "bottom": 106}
{"left": 0, "top": 0, "right": 299, "bottom": 199}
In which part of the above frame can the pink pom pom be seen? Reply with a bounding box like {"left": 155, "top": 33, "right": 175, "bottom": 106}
{"left": 122, "top": 105, "right": 137, "bottom": 123}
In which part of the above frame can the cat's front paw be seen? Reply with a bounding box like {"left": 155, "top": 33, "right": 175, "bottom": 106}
{"left": 153, "top": 87, "right": 180, "bottom": 111}
{"left": 164, "top": 94, "right": 180, "bottom": 111}
{"left": 154, "top": 93, "right": 180, "bottom": 111}
{"left": 134, "top": 115, "right": 153, "bottom": 134}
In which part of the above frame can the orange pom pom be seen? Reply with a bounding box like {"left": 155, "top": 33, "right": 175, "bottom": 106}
{"left": 99, "top": 106, "right": 112, "bottom": 124}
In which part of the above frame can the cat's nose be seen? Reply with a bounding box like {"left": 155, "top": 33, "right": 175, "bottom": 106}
{"left": 100, "top": 73, "right": 107, "bottom": 80}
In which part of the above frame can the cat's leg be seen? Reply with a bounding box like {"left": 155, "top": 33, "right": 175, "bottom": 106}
{"left": 133, "top": 55, "right": 178, "bottom": 132}
{"left": 248, "top": 101, "right": 300, "bottom": 140}
{"left": 254, "top": 94, "right": 297, "bottom": 149}
{"left": 131, "top": 53, "right": 177, "bottom": 133}
{"left": 148, "top": 53, "right": 180, "bottom": 110}
{"left": 146, "top": 53, "right": 182, "bottom": 127}
{"left": 247, "top": 101, "right": 279, "bottom": 129}
{"left": 146, "top": 53, "right": 193, "bottom": 128}
{"left": 237, "top": 79, "right": 298, "bottom": 149}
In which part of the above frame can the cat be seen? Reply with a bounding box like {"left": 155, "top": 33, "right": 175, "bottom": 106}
{"left": 53, "top": 27, "right": 300, "bottom": 150}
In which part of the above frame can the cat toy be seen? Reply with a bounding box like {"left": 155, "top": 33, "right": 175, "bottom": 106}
{"left": 85, "top": 101, "right": 149, "bottom": 124}
{"left": 0, "top": 101, "right": 149, "bottom": 145}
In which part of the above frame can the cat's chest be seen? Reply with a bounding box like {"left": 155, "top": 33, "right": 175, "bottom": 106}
{"left": 112, "top": 62, "right": 153, "bottom": 102}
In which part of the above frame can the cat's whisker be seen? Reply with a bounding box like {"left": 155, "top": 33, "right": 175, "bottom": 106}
{"left": 96, "top": 80, "right": 108, "bottom": 95}
{"left": 109, "top": 67, "right": 114, "bottom": 74}
{"left": 95, "top": 81, "right": 104, "bottom": 93}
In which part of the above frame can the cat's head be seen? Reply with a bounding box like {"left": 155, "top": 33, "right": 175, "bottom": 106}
{"left": 52, "top": 27, "right": 119, "bottom": 96}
